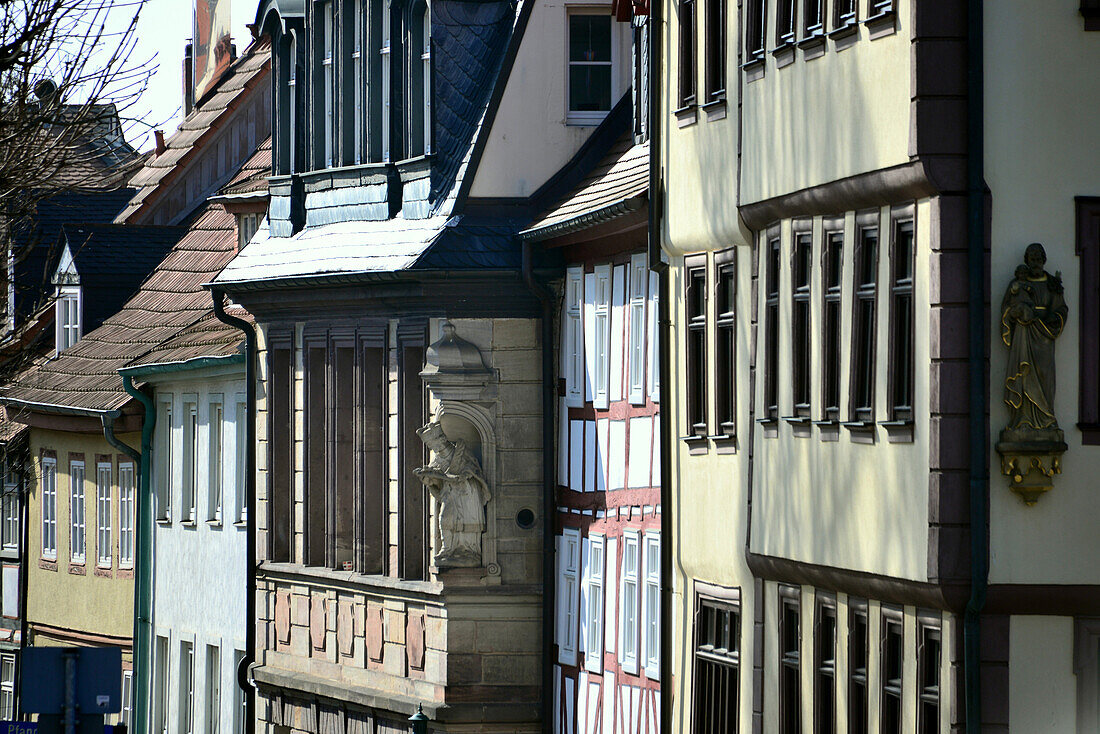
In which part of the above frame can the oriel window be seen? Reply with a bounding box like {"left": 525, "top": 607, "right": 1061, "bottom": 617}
{"left": 686, "top": 263, "right": 708, "bottom": 435}
{"left": 568, "top": 13, "right": 614, "bottom": 124}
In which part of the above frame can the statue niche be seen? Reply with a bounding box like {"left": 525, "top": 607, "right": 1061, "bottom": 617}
{"left": 996, "top": 243, "right": 1069, "bottom": 505}
{"left": 414, "top": 419, "right": 490, "bottom": 567}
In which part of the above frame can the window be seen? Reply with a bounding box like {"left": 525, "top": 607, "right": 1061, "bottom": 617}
{"left": 288, "top": 33, "right": 300, "bottom": 174}
{"left": 715, "top": 254, "right": 736, "bottom": 435}
{"left": 235, "top": 397, "right": 247, "bottom": 523}
{"left": 648, "top": 271, "right": 661, "bottom": 402}
{"left": 320, "top": 1, "right": 335, "bottom": 168}
{"left": 119, "top": 462, "right": 134, "bottom": 567}
{"left": 421, "top": 5, "right": 432, "bottom": 155}
{"left": 568, "top": 12, "right": 614, "bottom": 124}
{"left": 880, "top": 608, "right": 903, "bottom": 734}
{"left": 850, "top": 222, "right": 879, "bottom": 424}
{"left": 917, "top": 617, "right": 941, "bottom": 734}
{"left": 779, "top": 586, "right": 800, "bottom": 734}
{"left": 691, "top": 596, "right": 739, "bottom": 733}
{"left": 180, "top": 640, "right": 195, "bottom": 734}
{"left": 677, "top": 0, "right": 696, "bottom": 108}
{"left": 96, "top": 462, "right": 112, "bottom": 568}
{"left": 209, "top": 398, "right": 224, "bottom": 522}
{"left": 582, "top": 534, "right": 605, "bottom": 672}
{"left": 121, "top": 670, "right": 133, "bottom": 726}
{"left": 745, "top": 0, "right": 766, "bottom": 61}
{"left": 628, "top": 255, "right": 648, "bottom": 404}
{"left": 631, "top": 20, "right": 650, "bottom": 141}
{"left": 776, "top": 0, "right": 796, "bottom": 46}
{"left": 792, "top": 231, "right": 812, "bottom": 418}
{"left": 41, "top": 456, "right": 57, "bottom": 559}
{"left": 704, "top": 0, "right": 725, "bottom": 102}
{"left": 868, "top": 0, "right": 892, "bottom": 17}
{"left": 0, "top": 654, "right": 13, "bottom": 719}
{"left": 593, "top": 264, "right": 612, "bottom": 409}
{"left": 182, "top": 398, "right": 198, "bottom": 523}
{"left": 803, "top": 0, "right": 823, "bottom": 36}
{"left": 2, "top": 459, "right": 18, "bottom": 550}
{"left": 888, "top": 217, "right": 914, "bottom": 423}
{"left": 848, "top": 601, "right": 869, "bottom": 734}
{"left": 642, "top": 532, "right": 661, "bottom": 678}
{"left": 563, "top": 267, "right": 585, "bottom": 407}
{"left": 380, "top": 0, "right": 391, "bottom": 161}
{"left": 833, "top": 0, "right": 856, "bottom": 28}
{"left": 55, "top": 286, "right": 81, "bottom": 354}
{"left": 154, "top": 636, "right": 170, "bottom": 734}
{"left": 1076, "top": 198, "right": 1100, "bottom": 444}
{"left": 347, "top": 0, "right": 365, "bottom": 163}
{"left": 686, "top": 262, "right": 707, "bottom": 435}
{"left": 207, "top": 645, "right": 221, "bottom": 734}
{"left": 558, "top": 528, "right": 581, "bottom": 665}
{"left": 70, "top": 460, "right": 86, "bottom": 563}
{"left": 234, "top": 650, "right": 246, "bottom": 734}
{"left": 764, "top": 234, "right": 781, "bottom": 422}
{"left": 814, "top": 598, "right": 836, "bottom": 734}
{"left": 156, "top": 399, "right": 173, "bottom": 522}
{"left": 620, "top": 530, "right": 640, "bottom": 674}
{"left": 237, "top": 213, "right": 261, "bottom": 250}
{"left": 822, "top": 229, "right": 843, "bottom": 422}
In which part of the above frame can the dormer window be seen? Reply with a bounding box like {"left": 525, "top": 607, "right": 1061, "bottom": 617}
{"left": 319, "top": 1, "right": 335, "bottom": 168}
{"left": 56, "top": 286, "right": 81, "bottom": 354}
{"left": 381, "top": 0, "right": 392, "bottom": 161}
{"left": 567, "top": 11, "right": 615, "bottom": 125}
{"left": 237, "top": 212, "right": 262, "bottom": 250}
{"left": 420, "top": 4, "right": 432, "bottom": 155}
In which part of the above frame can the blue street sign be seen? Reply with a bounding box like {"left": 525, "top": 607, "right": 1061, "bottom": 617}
{"left": 21, "top": 648, "right": 121, "bottom": 715}
{"left": 0, "top": 722, "right": 38, "bottom": 734}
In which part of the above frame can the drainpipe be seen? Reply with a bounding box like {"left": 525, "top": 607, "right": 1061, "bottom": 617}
{"left": 521, "top": 242, "right": 556, "bottom": 734}
{"left": 118, "top": 378, "right": 155, "bottom": 734}
{"left": 211, "top": 289, "right": 257, "bottom": 734}
{"left": 963, "top": 0, "right": 987, "bottom": 730}
{"left": 16, "top": 442, "right": 28, "bottom": 721}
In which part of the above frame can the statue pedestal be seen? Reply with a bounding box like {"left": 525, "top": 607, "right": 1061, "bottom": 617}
{"left": 431, "top": 564, "right": 502, "bottom": 586}
{"left": 996, "top": 433, "right": 1067, "bottom": 506}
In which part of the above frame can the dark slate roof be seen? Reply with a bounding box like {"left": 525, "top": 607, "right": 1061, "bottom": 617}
{"left": 430, "top": 0, "right": 516, "bottom": 207}
{"left": 413, "top": 217, "right": 524, "bottom": 270}
{"left": 12, "top": 188, "right": 136, "bottom": 322}
{"left": 58, "top": 223, "right": 186, "bottom": 332}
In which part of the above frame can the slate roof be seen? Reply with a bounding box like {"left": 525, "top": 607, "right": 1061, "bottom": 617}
{"left": 521, "top": 133, "right": 649, "bottom": 241}
{"left": 115, "top": 37, "right": 271, "bottom": 224}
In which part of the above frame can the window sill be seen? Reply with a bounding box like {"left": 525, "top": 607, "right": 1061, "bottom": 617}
{"left": 881, "top": 420, "right": 914, "bottom": 443}
{"left": 813, "top": 419, "right": 841, "bottom": 442}
{"left": 741, "top": 56, "right": 766, "bottom": 82}
{"left": 94, "top": 566, "right": 113, "bottom": 578}
{"left": 39, "top": 558, "right": 57, "bottom": 571}
{"left": 708, "top": 433, "right": 738, "bottom": 454}
{"left": 207, "top": 519, "right": 223, "bottom": 529}
{"left": 771, "top": 43, "right": 797, "bottom": 68}
{"left": 156, "top": 517, "right": 171, "bottom": 525}
{"left": 864, "top": 10, "right": 897, "bottom": 39}
{"left": 702, "top": 97, "right": 727, "bottom": 122}
{"left": 674, "top": 103, "right": 698, "bottom": 128}
{"left": 828, "top": 21, "right": 859, "bottom": 41}
{"left": 68, "top": 563, "right": 86, "bottom": 576}
{"left": 842, "top": 420, "right": 876, "bottom": 444}
{"left": 756, "top": 417, "right": 779, "bottom": 438}
{"left": 566, "top": 112, "right": 610, "bottom": 127}
{"left": 782, "top": 415, "right": 813, "bottom": 438}
{"left": 682, "top": 434, "right": 709, "bottom": 455}
{"left": 233, "top": 520, "right": 248, "bottom": 529}
{"left": 180, "top": 520, "right": 197, "bottom": 528}
{"left": 798, "top": 33, "right": 827, "bottom": 59}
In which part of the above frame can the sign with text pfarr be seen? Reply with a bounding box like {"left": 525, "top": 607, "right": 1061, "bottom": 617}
{"left": 0, "top": 722, "right": 37, "bottom": 734}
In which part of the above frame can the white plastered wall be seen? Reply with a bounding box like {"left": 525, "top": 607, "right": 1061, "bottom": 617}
{"left": 1009, "top": 616, "right": 1077, "bottom": 733}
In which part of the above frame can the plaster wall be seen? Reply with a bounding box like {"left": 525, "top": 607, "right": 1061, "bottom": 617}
{"left": 751, "top": 201, "right": 932, "bottom": 580}
{"left": 25, "top": 427, "right": 138, "bottom": 641}
{"left": 984, "top": 0, "right": 1100, "bottom": 585}
{"left": 150, "top": 370, "right": 247, "bottom": 734}
{"left": 1008, "top": 615, "right": 1077, "bottom": 733}
{"left": 469, "top": 0, "right": 633, "bottom": 199}
{"left": 739, "top": 0, "right": 911, "bottom": 206}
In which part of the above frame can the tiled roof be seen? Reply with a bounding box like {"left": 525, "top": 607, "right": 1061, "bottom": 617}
{"left": 521, "top": 134, "right": 648, "bottom": 240}
{"left": 115, "top": 37, "right": 271, "bottom": 224}
{"left": 220, "top": 136, "right": 272, "bottom": 197}
{"left": 125, "top": 307, "right": 251, "bottom": 369}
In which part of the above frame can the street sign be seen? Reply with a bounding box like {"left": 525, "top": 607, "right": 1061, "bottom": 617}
{"left": 21, "top": 647, "right": 121, "bottom": 715}
{"left": 0, "top": 722, "right": 38, "bottom": 734}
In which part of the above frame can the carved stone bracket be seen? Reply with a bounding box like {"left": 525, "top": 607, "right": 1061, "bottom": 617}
{"left": 996, "top": 439, "right": 1067, "bottom": 506}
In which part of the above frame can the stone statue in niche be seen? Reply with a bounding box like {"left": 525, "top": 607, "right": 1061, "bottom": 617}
{"left": 996, "top": 243, "right": 1069, "bottom": 504}
{"left": 414, "top": 420, "right": 491, "bottom": 567}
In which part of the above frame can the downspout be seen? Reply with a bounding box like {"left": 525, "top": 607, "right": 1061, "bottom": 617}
{"left": 646, "top": 0, "right": 670, "bottom": 729}
{"left": 211, "top": 289, "right": 257, "bottom": 734}
{"left": 521, "top": 241, "right": 556, "bottom": 734}
{"left": 16, "top": 442, "right": 28, "bottom": 720}
{"left": 118, "top": 378, "right": 155, "bottom": 734}
{"left": 963, "top": 0, "right": 987, "bottom": 730}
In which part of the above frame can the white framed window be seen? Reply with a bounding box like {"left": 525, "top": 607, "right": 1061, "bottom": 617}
{"left": 206, "top": 644, "right": 221, "bottom": 734}
{"left": 121, "top": 670, "right": 133, "bottom": 726}
{"left": 558, "top": 528, "right": 581, "bottom": 665}
{"left": 648, "top": 271, "right": 660, "bottom": 403}
{"left": 2, "top": 459, "right": 18, "bottom": 550}
{"left": 235, "top": 396, "right": 247, "bottom": 523}
{"left": 41, "top": 457, "right": 57, "bottom": 559}
{"left": 380, "top": 0, "right": 392, "bottom": 161}
{"left": 55, "top": 286, "right": 81, "bottom": 355}
{"left": 567, "top": 10, "right": 616, "bottom": 125}
{"left": 154, "top": 636, "right": 170, "bottom": 734}
{"left": 119, "top": 462, "right": 134, "bottom": 567}
{"left": 0, "top": 654, "right": 14, "bottom": 719}
{"left": 96, "top": 461, "right": 112, "bottom": 568}
{"left": 582, "top": 534, "right": 605, "bottom": 672}
{"left": 69, "top": 460, "right": 85, "bottom": 563}
{"left": 182, "top": 397, "right": 198, "bottom": 523}
{"left": 208, "top": 397, "right": 224, "bottom": 523}
{"left": 422, "top": 5, "right": 432, "bottom": 154}
{"left": 237, "top": 213, "right": 261, "bottom": 250}
{"left": 179, "top": 640, "right": 195, "bottom": 734}
{"left": 156, "top": 398, "right": 173, "bottom": 522}
{"left": 563, "top": 267, "right": 584, "bottom": 407}
{"left": 593, "top": 264, "right": 612, "bottom": 409}
{"left": 628, "top": 254, "right": 648, "bottom": 404}
{"left": 642, "top": 531, "right": 660, "bottom": 678}
{"left": 619, "top": 530, "right": 640, "bottom": 674}
{"left": 322, "top": 1, "right": 335, "bottom": 168}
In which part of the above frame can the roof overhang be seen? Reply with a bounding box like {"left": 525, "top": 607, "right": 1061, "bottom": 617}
{"left": 519, "top": 194, "right": 647, "bottom": 242}
{"left": 119, "top": 353, "right": 245, "bottom": 379}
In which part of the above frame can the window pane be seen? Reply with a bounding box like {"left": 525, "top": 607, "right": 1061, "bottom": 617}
{"left": 570, "top": 16, "right": 612, "bottom": 62}
{"left": 569, "top": 65, "right": 612, "bottom": 112}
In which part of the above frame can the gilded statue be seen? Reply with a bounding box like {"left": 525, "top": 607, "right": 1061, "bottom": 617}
{"left": 414, "top": 421, "right": 490, "bottom": 567}
{"left": 1000, "top": 243, "right": 1068, "bottom": 441}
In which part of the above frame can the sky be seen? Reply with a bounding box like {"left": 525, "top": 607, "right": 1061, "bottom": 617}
{"left": 122, "top": 0, "right": 260, "bottom": 151}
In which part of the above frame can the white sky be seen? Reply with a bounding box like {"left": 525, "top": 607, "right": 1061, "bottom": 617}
{"left": 124, "top": 0, "right": 261, "bottom": 151}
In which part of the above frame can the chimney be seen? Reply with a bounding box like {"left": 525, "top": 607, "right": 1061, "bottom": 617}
{"left": 153, "top": 129, "right": 166, "bottom": 155}
{"left": 182, "top": 42, "right": 194, "bottom": 116}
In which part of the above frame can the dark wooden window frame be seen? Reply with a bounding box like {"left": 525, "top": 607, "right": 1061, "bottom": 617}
{"left": 686, "top": 255, "right": 709, "bottom": 438}
{"left": 819, "top": 220, "right": 844, "bottom": 426}
{"left": 813, "top": 594, "right": 837, "bottom": 734}
{"left": 1076, "top": 197, "right": 1100, "bottom": 444}
{"left": 845, "top": 211, "right": 879, "bottom": 436}
{"left": 397, "top": 320, "right": 429, "bottom": 580}
{"left": 830, "top": 0, "right": 857, "bottom": 36}
{"left": 801, "top": 0, "right": 825, "bottom": 39}
{"left": 715, "top": 248, "right": 737, "bottom": 438}
{"left": 775, "top": 0, "right": 797, "bottom": 48}
{"left": 788, "top": 224, "right": 813, "bottom": 423}
{"left": 704, "top": 0, "right": 726, "bottom": 105}
{"left": 744, "top": 0, "right": 767, "bottom": 64}
{"left": 778, "top": 584, "right": 801, "bottom": 734}
{"left": 916, "top": 611, "right": 942, "bottom": 734}
{"left": 267, "top": 329, "right": 295, "bottom": 564}
{"left": 885, "top": 207, "right": 915, "bottom": 441}
{"left": 761, "top": 229, "right": 781, "bottom": 427}
{"left": 691, "top": 583, "right": 741, "bottom": 733}
{"left": 879, "top": 605, "right": 904, "bottom": 734}
{"left": 848, "top": 599, "right": 869, "bottom": 734}
{"left": 678, "top": 0, "right": 698, "bottom": 110}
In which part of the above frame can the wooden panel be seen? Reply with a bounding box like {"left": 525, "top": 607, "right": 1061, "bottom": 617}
{"left": 333, "top": 345, "right": 355, "bottom": 567}
{"left": 306, "top": 344, "right": 327, "bottom": 567}
{"left": 399, "top": 340, "right": 426, "bottom": 580}
{"left": 268, "top": 344, "right": 293, "bottom": 563}
{"left": 359, "top": 345, "right": 386, "bottom": 575}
